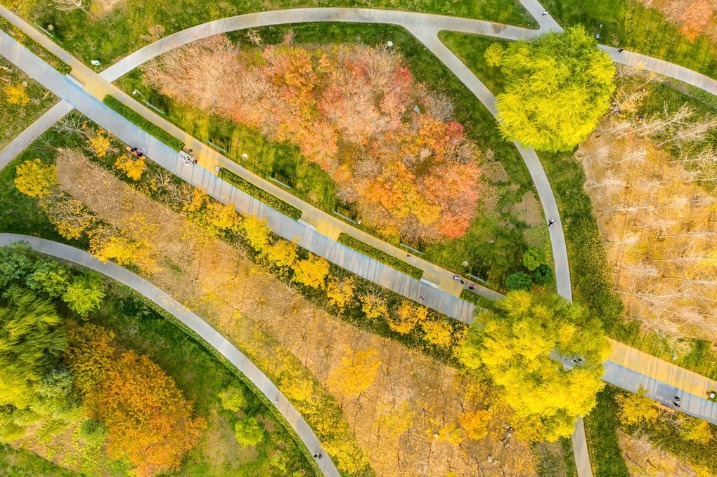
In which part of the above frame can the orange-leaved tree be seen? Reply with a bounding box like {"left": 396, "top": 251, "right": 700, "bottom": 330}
{"left": 144, "top": 38, "right": 485, "bottom": 243}
{"left": 65, "top": 323, "right": 206, "bottom": 477}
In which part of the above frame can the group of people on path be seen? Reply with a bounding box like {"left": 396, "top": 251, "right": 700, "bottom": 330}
{"left": 127, "top": 146, "right": 144, "bottom": 158}
{"left": 180, "top": 148, "right": 198, "bottom": 165}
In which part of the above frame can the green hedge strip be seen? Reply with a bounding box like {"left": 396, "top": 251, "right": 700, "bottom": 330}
{"left": 338, "top": 233, "right": 423, "bottom": 280}
{"left": 218, "top": 168, "right": 303, "bottom": 220}
{"left": 103, "top": 95, "right": 185, "bottom": 151}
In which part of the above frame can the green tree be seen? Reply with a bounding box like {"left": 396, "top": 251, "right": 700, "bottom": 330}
{"left": 218, "top": 386, "right": 247, "bottom": 412}
{"left": 234, "top": 417, "right": 264, "bottom": 447}
{"left": 533, "top": 264, "right": 554, "bottom": 286}
{"left": 0, "top": 287, "right": 67, "bottom": 411}
{"left": 523, "top": 247, "right": 546, "bottom": 271}
{"left": 505, "top": 272, "right": 532, "bottom": 291}
{"left": 0, "top": 243, "right": 38, "bottom": 289}
{"left": 62, "top": 273, "right": 105, "bottom": 317}
{"left": 26, "top": 260, "right": 71, "bottom": 298}
{"left": 494, "top": 27, "right": 615, "bottom": 152}
{"left": 459, "top": 291, "right": 609, "bottom": 442}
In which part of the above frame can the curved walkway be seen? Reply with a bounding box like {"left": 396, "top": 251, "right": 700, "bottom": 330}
{"left": 0, "top": 233, "right": 339, "bottom": 477}
{"left": 4, "top": 4, "right": 717, "bottom": 476}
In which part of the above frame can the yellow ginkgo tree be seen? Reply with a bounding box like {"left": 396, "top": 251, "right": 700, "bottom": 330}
{"left": 459, "top": 290, "right": 610, "bottom": 442}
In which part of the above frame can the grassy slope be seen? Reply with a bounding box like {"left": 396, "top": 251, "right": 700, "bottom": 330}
{"left": 6, "top": 0, "right": 535, "bottom": 67}
{"left": 542, "top": 0, "right": 717, "bottom": 79}
{"left": 116, "top": 23, "right": 543, "bottom": 288}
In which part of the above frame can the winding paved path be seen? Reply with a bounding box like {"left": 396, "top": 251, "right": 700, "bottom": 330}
{"left": 4, "top": 3, "right": 717, "bottom": 476}
{"left": 0, "top": 233, "right": 339, "bottom": 477}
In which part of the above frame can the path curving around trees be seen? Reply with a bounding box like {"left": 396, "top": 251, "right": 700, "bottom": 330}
{"left": 0, "top": 233, "right": 340, "bottom": 477}
{"left": 4, "top": 3, "right": 717, "bottom": 476}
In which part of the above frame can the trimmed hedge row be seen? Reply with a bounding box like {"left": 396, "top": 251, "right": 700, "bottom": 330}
{"left": 103, "top": 95, "right": 185, "bottom": 151}
{"left": 218, "top": 168, "right": 303, "bottom": 220}
{"left": 338, "top": 233, "right": 423, "bottom": 280}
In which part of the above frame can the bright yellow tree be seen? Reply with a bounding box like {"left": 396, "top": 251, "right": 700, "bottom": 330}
{"left": 326, "top": 347, "right": 381, "bottom": 399}
{"left": 459, "top": 291, "right": 610, "bottom": 442}
{"left": 87, "top": 130, "right": 112, "bottom": 158}
{"left": 114, "top": 155, "right": 145, "bottom": 181}
{"left": 326, "top": 276, "right": 356, "bottom": 313}
{"left": 4, "top": 83, "right": 30, "bottom": 106}
{"left": 292, "top": 255, "right": 330, "bottom": 290}
{"left": 616, "top": 386, "right": 659, "bottom": 426}
{"left": 421, "top": 319, "right": 454, "bottom": 348}
{"left": 240, "top": 215, "right": 271, "bottom": 252}
{"left": 260, "top": 239, "right": 298, "bottom": 270}
{"left": 205, "top": 201, "right": 241, "bottom": 233}
{"left": 680, "top": 418, "right": 713, "bottom": 445}
{"left": 359, "top": 293, "right": 388, "bottom": 320}
{"left": 89, "top": 228, "right": 158, "bottom": 274}
{"left": 14, "top": 159, "right": 56, "bottom": 198}
{"left": 388, "top": 301, "right": 428, "bottom": 334}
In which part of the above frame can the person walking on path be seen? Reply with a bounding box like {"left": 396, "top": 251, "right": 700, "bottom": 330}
{"left": 542, "top": 9, "right": 548, "bottom": 16}
{"left": 617, "top": 48, "right": 624, "bottom": 53}
{"left": 548, "top": 219, "right": 556, "bottom": 227}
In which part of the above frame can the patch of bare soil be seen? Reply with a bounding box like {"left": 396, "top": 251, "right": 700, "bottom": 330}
{"left": 511, "top": 191, "right": 543, "bottom": 227}
{"left": 56, "top": 153, "right": 537, "bottom": 476}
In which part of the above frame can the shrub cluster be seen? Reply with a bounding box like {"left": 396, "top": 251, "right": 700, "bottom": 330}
{"left": 103, "top": 95, "right": 185, "bottom": 151}
{"left": 218, "top": 168, "right": 302, "bottom": 220}
{"left": 338, "top": 233, "right": 423, "bottom": 280}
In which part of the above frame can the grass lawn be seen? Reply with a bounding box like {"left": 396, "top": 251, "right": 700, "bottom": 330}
{"left": 5, "top": 0, "right": 535, "bottom": 68}
{"left": 115, "top": 22, "right": 546, "bottom": 289}
{"left": 583, "top": 386, "right": 630, "bottom": 477}
{"left": 0, "top": 57, "right": 58, "bottom": 150}
{"left": 541, "top": 0, "right": 717, "bottom": 79}
{"left": 0, "top": 444, "right": 79, "bottom": 477}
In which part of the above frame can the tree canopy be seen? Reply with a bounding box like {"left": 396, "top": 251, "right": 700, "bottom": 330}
{"left": 492, "top": 27, "right": 616, "bottom": 152}
{"left": 459, "top": 291, "right": 610, "bottom": 441}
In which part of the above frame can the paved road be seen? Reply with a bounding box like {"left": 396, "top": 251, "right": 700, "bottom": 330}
{"left": 0, "top": 233, "right": 339, "bottom": 477}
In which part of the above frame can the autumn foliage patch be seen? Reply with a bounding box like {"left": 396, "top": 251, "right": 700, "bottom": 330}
{"left": 144, "top": 37, "right": 483, "bottom": 242}
{"left": 65, "top": 323, "right": 206, "bottom": 477}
